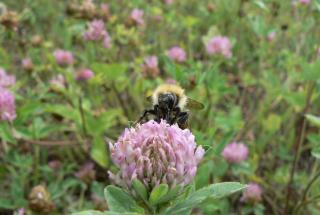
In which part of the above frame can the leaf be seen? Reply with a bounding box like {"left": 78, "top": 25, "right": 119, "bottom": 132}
{"left": 44, "top": 104, "right": 80, "bottom": 123}
{"left": 104, "top": 185, "right": 144, "bottom": 213}
{"left": 91, "top": 63, "right": 128, "bottom": 82}
{"left": 0, "top": 123, "right": 15, "bottom": 143}
{"left": 162, "top": 182, "right": 246, "bottom": 215}
{"left": 311, "top": 146, "right": 320, "bottom": 159}
{"left": 132, "top": 179, "right": 148, "bottom": 201}
{"left": 263, "top": 114, "right": 281, "bottom": 132}
{"left": 149, "top": 184, "right": 169, "bottom": 205}
{"left": 71, "top": 211, "right": 140, "bottom": 215}
{"left": 71, "top": 210, "right": 106, "bottom": 215}
{"left": 91, "top": 136, "right": 109, "bottom": 168}
{"left": 156, "top": 185, "right": 183, "bottom": 205}
{"left": 306, "top": 114, "right": 320, "bottom": 127}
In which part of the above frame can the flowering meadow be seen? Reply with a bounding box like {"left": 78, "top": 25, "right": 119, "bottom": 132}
{"left": 1, "top": 0, "right": 320, "bottom": 214}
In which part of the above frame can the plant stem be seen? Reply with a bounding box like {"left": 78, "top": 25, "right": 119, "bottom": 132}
{"left": 294, "top": 194, "right": 320, "bottom": 215}
{"left": 78, "top": 96, "right": 88, "bottom": 137}
{"left": 283, "top": 82, "right": 315, "bottom": 214}
{"left": 293, "top": 170, "right": 320, "bottom": 214}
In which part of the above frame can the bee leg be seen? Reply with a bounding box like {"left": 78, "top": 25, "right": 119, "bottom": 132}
{"left": 137, "top": 108, "right": 156, "bottom": 124}
{"left": 166, "top": 107, "right": 171, "bottom": 122}
{"left": 177, "top": 112, "right": 189, "bottom": 129}
{"left": 170, "top": 107, "right": 181, "bottom": 124}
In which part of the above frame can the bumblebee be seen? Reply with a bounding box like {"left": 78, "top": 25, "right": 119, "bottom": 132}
{"left": 137, "top": 84, "right": 204, "bottom": 129}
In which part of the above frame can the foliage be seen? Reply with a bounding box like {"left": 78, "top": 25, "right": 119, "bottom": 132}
{"left": 0, "top": 0, "right": 320, "bottom": 214}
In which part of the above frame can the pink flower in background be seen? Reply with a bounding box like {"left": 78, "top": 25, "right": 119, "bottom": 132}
{"left": 167, "top": 46, "right": 187, "bottom": 63}
{"left": 50, "top": 74, "right": 65, "bottom": 89}
{"left": 22, "top": 58, "right": 33, "bottom": 71}
{"left": 103, "top": 32, "right": 111, "bottom": 48}
{"left": 53, "top": 50, "right": 74, "bottom": 66}
{"left": 222, "top": 142, "right": 248, "bottom": 164}
{"left": 130, "top": 9, "right": 144, "bottom": 26}
{"left": 206, "top": 36, "right": 232, "bottom": 58}
{"left": 241, "top": 183, "right": 263, "bottom": 203}
{"left": 109, "top": 120, "right": 205, "bottom": 190}
{"left": 75, "top": 162, "right": 96, "bottom": 184}
{"left": 0, "top": 87, "right": 16, "bottom": 121}
{"left": 17, "top": 208, "right": 25, "bottom": 215}
{"left": 299, "top": 0, "right": 310, "bottom": 5}
{"left": 317, "top": 47, "right": 320, "bottom": 57}
{"left": 267, "top": 31, "right": 276, "bottom": 42}
{"left": 100, "top": 3, "right": 110, "bottom": 18}
{"left": 48, "top": 160, "right": 62, "bottom": 170}
{"left": 166, "top": 78, "right": 177, "bottom": 85}
{"left": 84, "top": 20, "right": 111, "bottom": 48}
{"left": 144, "top": 56, "right": 158, "bottom": 69}
{"left": 0, "top": 68, "right": 15, "bottom": 88}
{"left": 142, "top": 56, "right": 159, "bottom": 78}
{"left": 76, "top": 68, "right": 94, "bottom": 81}
{"left": 84, "top": 20, "right": 106, "bottom": 41}
{"left": 164, "top": 0, "right": 174, "bottom": 5}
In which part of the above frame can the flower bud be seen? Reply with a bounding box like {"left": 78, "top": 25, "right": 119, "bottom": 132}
{"left": 50, "top": 74, "right": 65, "bottom": 90}
{"left": 0, "top": 68, "right": 15, "bottom": 88}
{"left": 53, "top": 50, "right": 74, "bottom": 66}
{"left": 129, "top": 9, "right": 144, "bottom": 26}
{"left": 0, "top": 11, "right": 19, "bottom": 30}
{"left": 0, "top": 87, "right": 16, "bottom": 122}
{"left": 167, "top": 46, "right": 187, "bottom": 63}
{"left": 28, "top": 185, "right": 55, "bottom": 214}
{"left": 31, "top": 35, "right": 43, "bottom": 47}
{"left": 75, "top": 162, "right": 96, "bottom": 184}
{"left": 222, "top": 142, "right": 248, "bottom": 164}
{"left": 240, "top": 183, "right": 263, "bottom": 203}
{"left": 98, "top": 3, "right": 110, "bottom": 21}
{"left": 76, "top": 68, "right": 94, "bottom": 81}
{"left": 141, "top": 56, "right": 159, "bottom": 78}
{"left": 206, "top": 36, "right": 232, "bottom": 58}
{"left": 22, "top": 58, "right": 33, "bottom": 72}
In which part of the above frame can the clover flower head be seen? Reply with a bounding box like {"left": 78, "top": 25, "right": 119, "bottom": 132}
{"left": 267, "top": 31, "right": 276, "bottom": 42}
{"left": 240, "top": 183, "right": 263, "bottom": 203}
{"left": 53, "top": 50, "right": 74, "bottom": 66}
{"left": 0, "top": 68, "right": 15, "bottom": 88}
{"left": 109, "top": 120, "right": 205, "bottom": 191}
{"left": 142, "top": 56, "right": 159, "bottom": 78}
{"left": 84, "top": 20, "right": 106, "bottom": 41}
{"left": 22, "top": 58, "right": 33, "bottom": 71}
{"left": 206, "top": 36, "right": 232, "bottom": 58}
{"left": 0, "top": 87, "right": 16, "bottom": 121}
{"left": 76, "top": 69, "right": 94, "bottom": 81}
{"left": 300, "top": 0, "right": 310, "bottom": 5}
{"left": 130, "top": 8, "right": 144, "bottom": 26}
{"left": 167, "top": 46, "right": 187, "bottom": 63}
{"left": 222, "top": 142, "right": 248, "bottom": 164}
{"left": 17, "top": 208, "right": 25, "bottom": 215}
{"left": 102, "top": 32, "right": 111, "bottom": 48}
{"left": 50, "top": 74, "right": 65, "bottom": 89}
{"left": 164, "top": 0, "right": 174, "bottom": 5}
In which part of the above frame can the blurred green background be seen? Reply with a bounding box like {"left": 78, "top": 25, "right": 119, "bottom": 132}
{"left": 0, "top": 0, "right": 320, "bottom": 214}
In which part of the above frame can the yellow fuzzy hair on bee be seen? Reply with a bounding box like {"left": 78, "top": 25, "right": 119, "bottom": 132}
{"left": 152, "top": 84, "right": 188, "bottom": 109}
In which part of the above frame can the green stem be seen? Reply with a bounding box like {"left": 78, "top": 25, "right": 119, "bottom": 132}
{"left": 78, "top": 96, "right": 88, "bottom": 137}
{"left": 294, "top": 195, "right": 320, "bottom": 215}
{"left": 293, "top": 170, "right": 320, "bottom": 214}
{"left": 283, "top": 82, "right": 315, "bottom": 214}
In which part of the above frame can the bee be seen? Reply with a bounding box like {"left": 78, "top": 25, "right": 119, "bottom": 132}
{"left": 137, "top": 84, "right": 204, "bottom": 129}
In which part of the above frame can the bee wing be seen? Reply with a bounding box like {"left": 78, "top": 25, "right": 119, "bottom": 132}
{"left": 186, "top": 97, "right": 205, "bottom": 110}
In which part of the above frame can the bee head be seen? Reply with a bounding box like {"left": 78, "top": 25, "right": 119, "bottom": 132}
{"left": 158, "top": 93, "right": 177, "bottom": 109}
